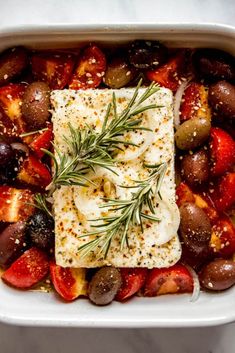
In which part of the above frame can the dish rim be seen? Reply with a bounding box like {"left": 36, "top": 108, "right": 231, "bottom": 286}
{"left": 0, "top": 22, "right": 234, "bottom": 328}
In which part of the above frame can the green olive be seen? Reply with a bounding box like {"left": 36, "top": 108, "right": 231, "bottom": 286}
{"left": 175, "top": 117, "right": 211, "bottom": 150}
{"left": 104, "top": 57, "right": 134, "bottom": 89}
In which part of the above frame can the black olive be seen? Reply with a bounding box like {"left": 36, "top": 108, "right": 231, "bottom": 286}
{"left": 0, "top": 142, "right": 13, "bottom": 165}
{"left": 27, "top": 211, "right": 54, "bottom": 251}
{"left": 128, "top": 40, "right": 167, "bottom": 69}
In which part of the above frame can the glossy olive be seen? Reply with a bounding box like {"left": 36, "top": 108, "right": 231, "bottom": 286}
{"left": 193, "top": 48, "right": 235, "bottom": 81}
{"left": 179, "top": 203, "right": 211, "bottom": 254}
{"left": 0, "top": 222, "right": 26, "bottom": 266}
{"left": 0, "top": 47, "right": 28, "bottom": 86}
{"left": 209, "top": 80, "right": 235, "bottom": 119}
{"left": 175, "top": 117, "right": 211, "bottom": 150}
{"left": 128, "top": 40, "right": 167, "bottom": 69}
{"left": 27, "top": 211, "right": 54, "bottom": 251}
{"left": 181, "top": 149, "right": 209, "bottom": 186}
{"left": 199, "top": 259, "right": 235, "bottom": 291}
{"left": 88, "top": 267, "right": 122, "bottom": 306}
{"left": 0, "top": 142, "right": 13, "bottom": 166}
{"left": 104, "top": 57, "right": 133, "bottom": 89}
{"left": 22, "top": 82, "right": 50, "bottom": 129}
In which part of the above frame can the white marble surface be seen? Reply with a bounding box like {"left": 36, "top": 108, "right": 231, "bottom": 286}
{"left": 0, "top": 0, "right": 235, "bottom": 352}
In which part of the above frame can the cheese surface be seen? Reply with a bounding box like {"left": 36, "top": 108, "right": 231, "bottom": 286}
{"left": 51, "top": 88, "right": 181, "bottom": 268}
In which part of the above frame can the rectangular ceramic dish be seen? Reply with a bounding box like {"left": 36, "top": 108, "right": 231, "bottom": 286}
{"left": 0, "top": 23, "right": 235, "bottom": 328}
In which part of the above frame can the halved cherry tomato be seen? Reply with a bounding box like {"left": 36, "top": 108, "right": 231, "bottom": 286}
{"left": 146, "top": 52, "right": 185, "bottom": 92}
{"left": 29, "top": 124, "right": 53, "bottom": 158}
{"left": 31, "top": 53, "right": 75, "bottom": 89}
{"left": 0, "top": 186, "right": 34, "bottom": 222}
{"left": 210, "top": 216, "right": 235, "bottom": 257}
{"left": 0, "top": 83, "right": 26, "bottom": 134}
{"left": 144, "top": 264, "right": 193, "bottom": 296}
{"left": 17, "top": 154, "right": 51, "bottom": 187}
{"left": 0, "top": 105, "right": 19, "bottom": 141}
{"left": 69, "top": 45, "right": 106, "bottom": 89}
{"left": 209, "top": 127, "right": 235, "bottom": 177}
{"left": 115, "top": 268, "right": 148, "bottom": 301}
{"left": 180, "top": 82, "right": 211, "bottom": 122}
{"left": 176, "top": 182, "right": 195, "bottom": 207}
{"left": 2, "top": 247, "right": 49, "bottom": 289}
{"left": 194, "top": 194, "right": 219, "bottom": 224}
{"left": 50, "top": 262, "right": 87, "bottom": 301}
{"left": 209, "top": 172, "right": 235, "bottom": 213}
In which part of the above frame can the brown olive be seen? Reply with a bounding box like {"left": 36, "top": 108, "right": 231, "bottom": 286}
{"left": 104, "top": 57, "right": 134, "bottom": 89}
{"left": 0, "top": 222, "right": 26, "bottom": 266}
{"left": 209, "top": 81, "right": 235, "bottom": 119}
{"left": 179, "top": 203, "right": 211, "bottom": 255}
{"left": 0, "top": 47, "right": 28, "bottom": 86}
{"left": 193, "top": 48, "right": 235, "bottom": 81}
{"left": 181, "top": 149, "right": 209, "bottom": 186}
{"left": 88, "top": 267, "right": 122, "bottom": 306}
{"left": 22, "top": 82, "right": 50, "bottom": 129}
{"left": 199, "top": 259, "right": 235, "bottom": 291}
{"left": 175, "top": 117, "right": 211, "bottom": 150}
{"left": 128, "top": 40, "right": 167, "bottom": 69}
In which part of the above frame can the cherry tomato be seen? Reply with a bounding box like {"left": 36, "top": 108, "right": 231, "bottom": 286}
{"left": 115, "top": 268, "right": 148, "bottom": 301}
{"left": 69, "top": 45, "right": 106, "bottom": 89}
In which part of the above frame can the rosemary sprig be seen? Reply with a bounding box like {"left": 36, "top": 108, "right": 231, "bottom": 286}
{"left": 33, "top": 193, "right": 53, "bottom": 218}
{"left": 20, "top": 127, "right": 48, "bottom": 138}
{"left": 77, "top": 163, "right": 167, "bottom": 258}
{"left": 45, "top": 80, "right": 160, "bottom": 192}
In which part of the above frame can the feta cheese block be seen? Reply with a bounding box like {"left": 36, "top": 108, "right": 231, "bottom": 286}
{"left": 51, "top": 87, "right": 182, "bottom": 268}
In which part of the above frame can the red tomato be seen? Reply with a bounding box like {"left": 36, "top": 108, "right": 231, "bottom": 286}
{"left": 180, "top": 82, "right": 211, "bottom": 122}
{"left": 176, "top": 182, "right": 195, "bottom": 207}
{"left": 144, "top": 264, "right": 193, "bottom": 296}
{"left": 0, "top": 83, "right": 26, "bottom": 134}
{"left": 209, "top": 172, "right": 235, "bottom": 213}
{"left": 50, "top": 262, "right": 87, "bottom": 301}
{"left": 194, "top": 194, "right": 219, "bottom": 224}
{"left": 0, "top": 105, "right": 19, "bottom": 141}
{"left": 0, "top": 186, "right": 34, "bottom": 223}
{"left": 69, "top": 45, "right": 106, "bottom": 89}
{"left": 31, "top": 53, "right": 75, "bottom": 89}
{"left": 209, "top": 127, "right": 235, "bottom": 177}
{"left": 2, "top": 247, "right": 49, "bottom": 288}
{"left": 146, "top": 52, "right": 185, "bottom": 92}
{"left": 115, "top": 268, "right": 148, "bottom": 301}
{"left": 17, "top": 154, "right": 51, "bottom": 187}
{"left": 29, "top": 124, "right": 53, "bottom": 158}
{"left": 210, "top": 216, "right": 235, "bottom": 257}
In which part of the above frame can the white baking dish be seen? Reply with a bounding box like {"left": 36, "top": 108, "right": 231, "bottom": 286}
{"left": 0, "top": 23, "right": 235, "bottom": 328}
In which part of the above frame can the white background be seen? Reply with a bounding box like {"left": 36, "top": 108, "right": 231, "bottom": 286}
{"left": 0, "top": 0, "right": 235, "bottom": 352}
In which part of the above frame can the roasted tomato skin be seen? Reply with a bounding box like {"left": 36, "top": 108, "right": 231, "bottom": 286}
{"left": 69, "top": 45, "right": 106, "bottom": 89}
{"left": 176, "top": 182, "right": 195, "bottom": 207}
{"left": 209, "top": 127, "right": 235, "bottom": 177}
{"left": 180, "top": 82, "right": 211, "bottom": 122}
{"left": 2, "top": 247, "right": 49, "bottom": 289}
{"left": 17, "top": 154, "right": 52, "bottom": 187}
{"left": 50, "top": 262, "right": 87, "bottom": 301}
{"left": 146, "top": 52, "right": 185, "bottom": 92}
{"left": 0, "top": 186, "right": 34, "bottom": 223}
{"left": 31, "top": 53, "right": 75, "bottom": 89}
{"left": 29, "top": 124, "right": 53, "bottom": 158}
{"left": 0, "top": 83, "right": 26, "bottom": 134}
{"left": 210, "top": 216, "right": 235, "bottom": 258}
{"left": 144, "top": 264, "right": 193, "bottom": 296}
{"left": 209, "top": 172, "right": 235, "bottom": 213}
{"left": 115, "top": 268, "right": 148, "bottom": 301}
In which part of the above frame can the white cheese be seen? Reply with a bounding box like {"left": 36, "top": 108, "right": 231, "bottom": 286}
{"left": 51, "top": 88, "right": 181, "bottom": 268}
